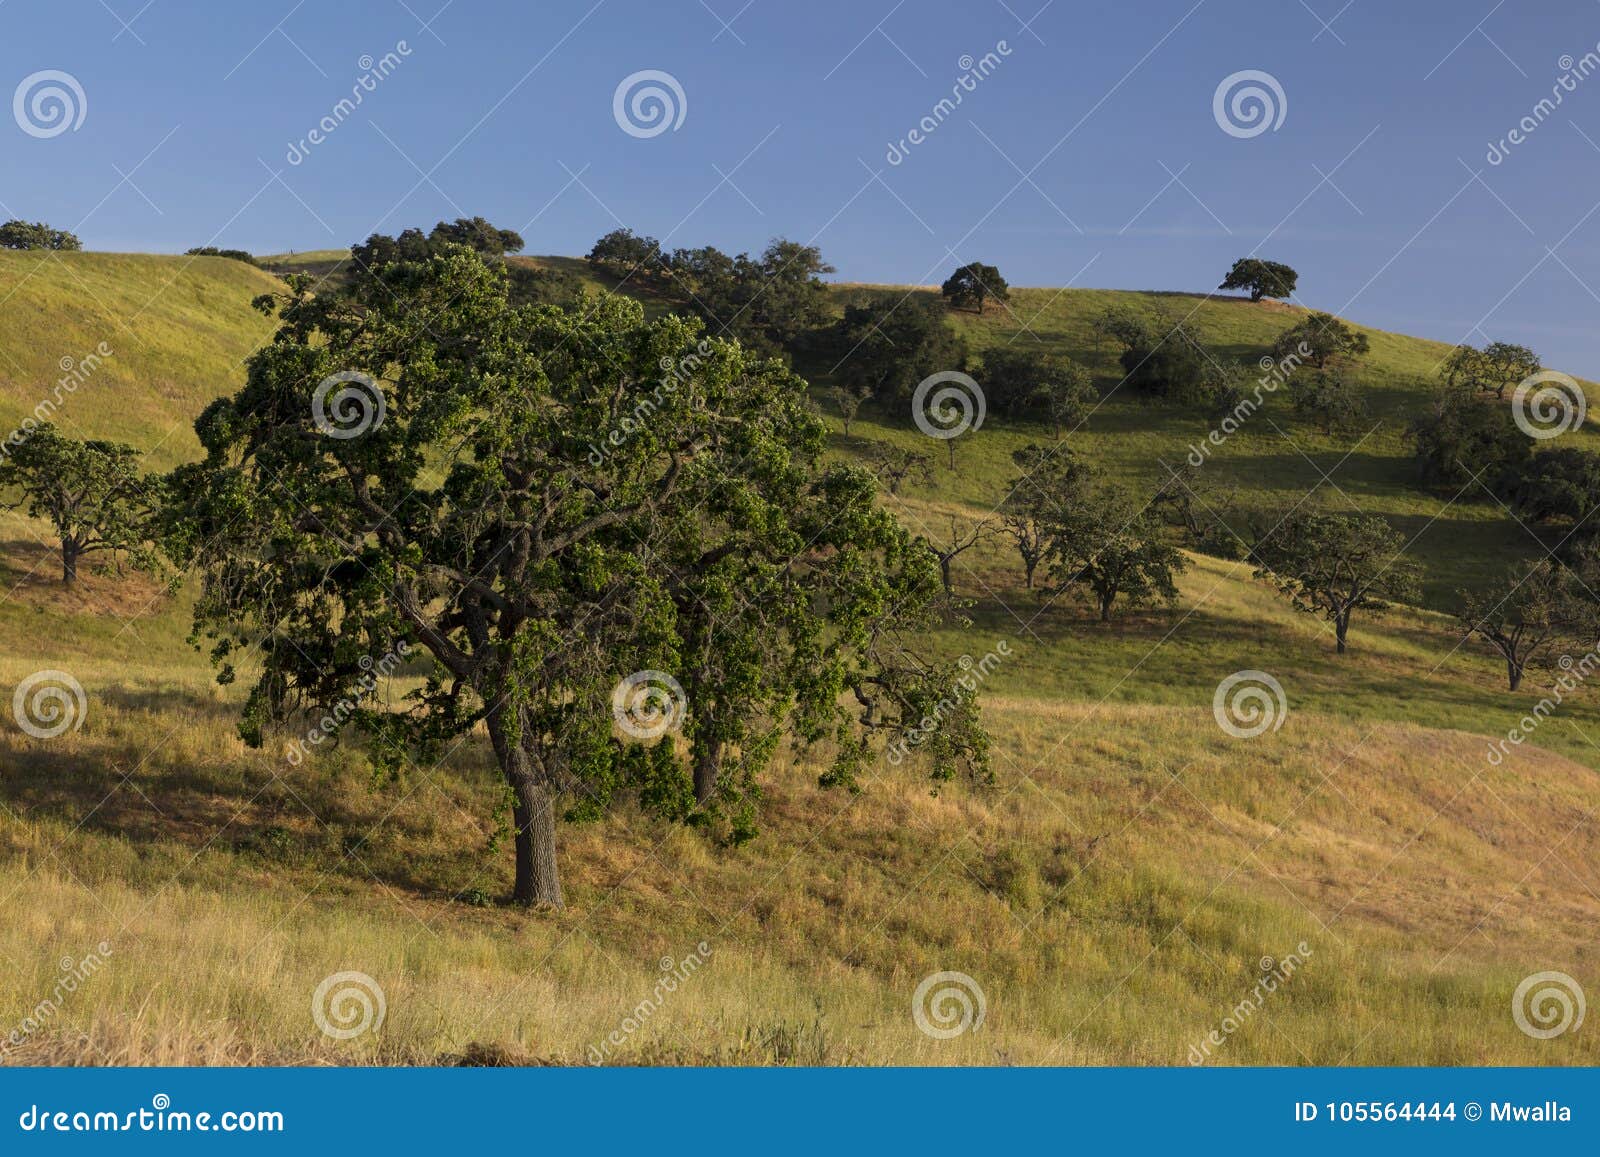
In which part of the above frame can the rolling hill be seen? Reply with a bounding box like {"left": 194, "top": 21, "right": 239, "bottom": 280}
{"left": 0, "top": 250, "right": 1595, "bottom": 1066}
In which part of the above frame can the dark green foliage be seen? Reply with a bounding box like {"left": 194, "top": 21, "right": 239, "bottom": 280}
{"left": 1011, "top": 446, "right": 1185, "bottom": 620}
{"left": 427, "top": 216, "right": 524, "bottom": 256}
{"left": 0, "top": 219, "right": 81, "bottom": 251}
{"left": 831, "top": 295, "right": 968, "bottom": 403}
{"left": 941, "top": 262, "right": 1010, "bottom": 313}
{"left": 1117, "top": 322, "right": 1220, "bottom": 404}
{"left": 662, "top": 238, "right": 836, "bottom": 358}
{"left": 185, "top": 247, "right": 258, "bottom": 265}
{"left": 350, "top": 216, "right": 523, "bottom": 278}
{"left": 1404, "top": 384, "right": 1531, "bottom": 492}
{"left": 1506, "top": 447, "right": 1600, "bottom": 524}
{"left": 586, "top": 227, "right": 664, "bottom": 278}
{"left": 1218, "top": 257, "right": 1298, "bottom": 302}
{"left": 1271, "top": 311, "right": 1369, "bottom": 369}
{"left": 979, "top": 347, "right": 1096, "bottom": 437}
{"left": 505, "top": 262, "right": 585, "bottom": 309}
{"left": 1290, "top": 367, "right": 1369, "bottom": 436}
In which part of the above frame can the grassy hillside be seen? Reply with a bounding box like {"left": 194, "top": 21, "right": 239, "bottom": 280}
{"left": 811, "top": 286, "right": 1600, "bottom": 607}
{"left": 0, "top": 252, "right": 281, "bottom": 466}
{"left": 0, "top": 251, "right": 1595, "bottom": 1066}
{"left": 1, "top": 550, "right": 1595, "bottom": 1065}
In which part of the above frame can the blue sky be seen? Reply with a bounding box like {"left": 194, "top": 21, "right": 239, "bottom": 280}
{"left": 4, "top": 0, "right": 1600, "bottom": 370}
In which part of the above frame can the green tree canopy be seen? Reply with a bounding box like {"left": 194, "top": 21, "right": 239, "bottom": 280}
{"left": 0, "top": 220, "right": 81, "bottom": 251}
{"left": 1218, "top": 257, "right": 1298, "bottom": 302}
{"left": 1404, "top": 383, "right": 1531, "bottom": 492}
{"left": 1271, "top": 311, "right": 1370, "bottom": 369}
{"left": 832, "top": 295, "right": 967, "bottom": 403}
{"left": 0, "top": 425, "right": 158, "bottom": 584}
{"left": 1253, "top": 511, "right": 1419, "bottom": 653}
{"left": 167, "top": 246, "right": 986, "bottom": 907}
{"left": 941, "top": 262, "right": 1010, "bottom": 313}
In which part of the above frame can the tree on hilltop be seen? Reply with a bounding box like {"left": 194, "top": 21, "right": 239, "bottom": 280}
{"left": 1219, "top": 257, "right": 1298, "bottom": 302}
{"left": 941, "top": 262, "right": 1010, "bottom": 313}
{"left": 0, "top": 220, "right": 81, "bottom": 251}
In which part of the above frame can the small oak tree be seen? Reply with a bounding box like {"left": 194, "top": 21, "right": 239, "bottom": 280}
{"left": 1028, "top": 454, "right": 1185, "bottom": 621}
{"left": 1253, "top": 512, "right": 1420, "bottom": 653}
{"left": 1458, "top": 559, "right": 1587, "bottom": 691}
{"left": 1272, "top": 312, "right": 1369, "bottom": 369}
{"left": 0, "top": 425, "right": 157, "bottom": 584}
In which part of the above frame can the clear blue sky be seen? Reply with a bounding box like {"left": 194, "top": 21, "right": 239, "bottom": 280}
{"left": 4, "top": 0, "right": 1600, "bottom": 371}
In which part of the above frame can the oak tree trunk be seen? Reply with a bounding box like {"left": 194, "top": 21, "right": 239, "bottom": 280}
{"left": 694, "top": 740, "right": 724, "bottom": 806}
{"left": 486, "top": 704, "right": 564, "bottom": 908}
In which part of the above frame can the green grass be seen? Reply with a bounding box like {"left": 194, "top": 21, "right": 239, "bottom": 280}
{"left": 0, "top": 251, "right": 280, "bottom": 468}
{"left": 808, "top": 286, "right": 1600, "bottom": 608}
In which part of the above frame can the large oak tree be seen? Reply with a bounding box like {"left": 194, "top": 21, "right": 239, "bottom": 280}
{"left": 168, "top": 247, "right": 986, "bottom": 907}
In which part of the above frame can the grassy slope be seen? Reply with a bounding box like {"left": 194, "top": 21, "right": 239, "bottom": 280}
{"left": 812, "top": 285, "right": 1600, "bottom": 606}
{"left": 0, "top": 252, "right": 1596, "bottom": 1065}
{"left": 0, "top": 252, "right": 281, "bottom": 468}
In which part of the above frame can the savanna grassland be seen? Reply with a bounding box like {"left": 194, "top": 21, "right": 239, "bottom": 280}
{"left": 0, "top": 250, "right": 1596, "bottom": 1066}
